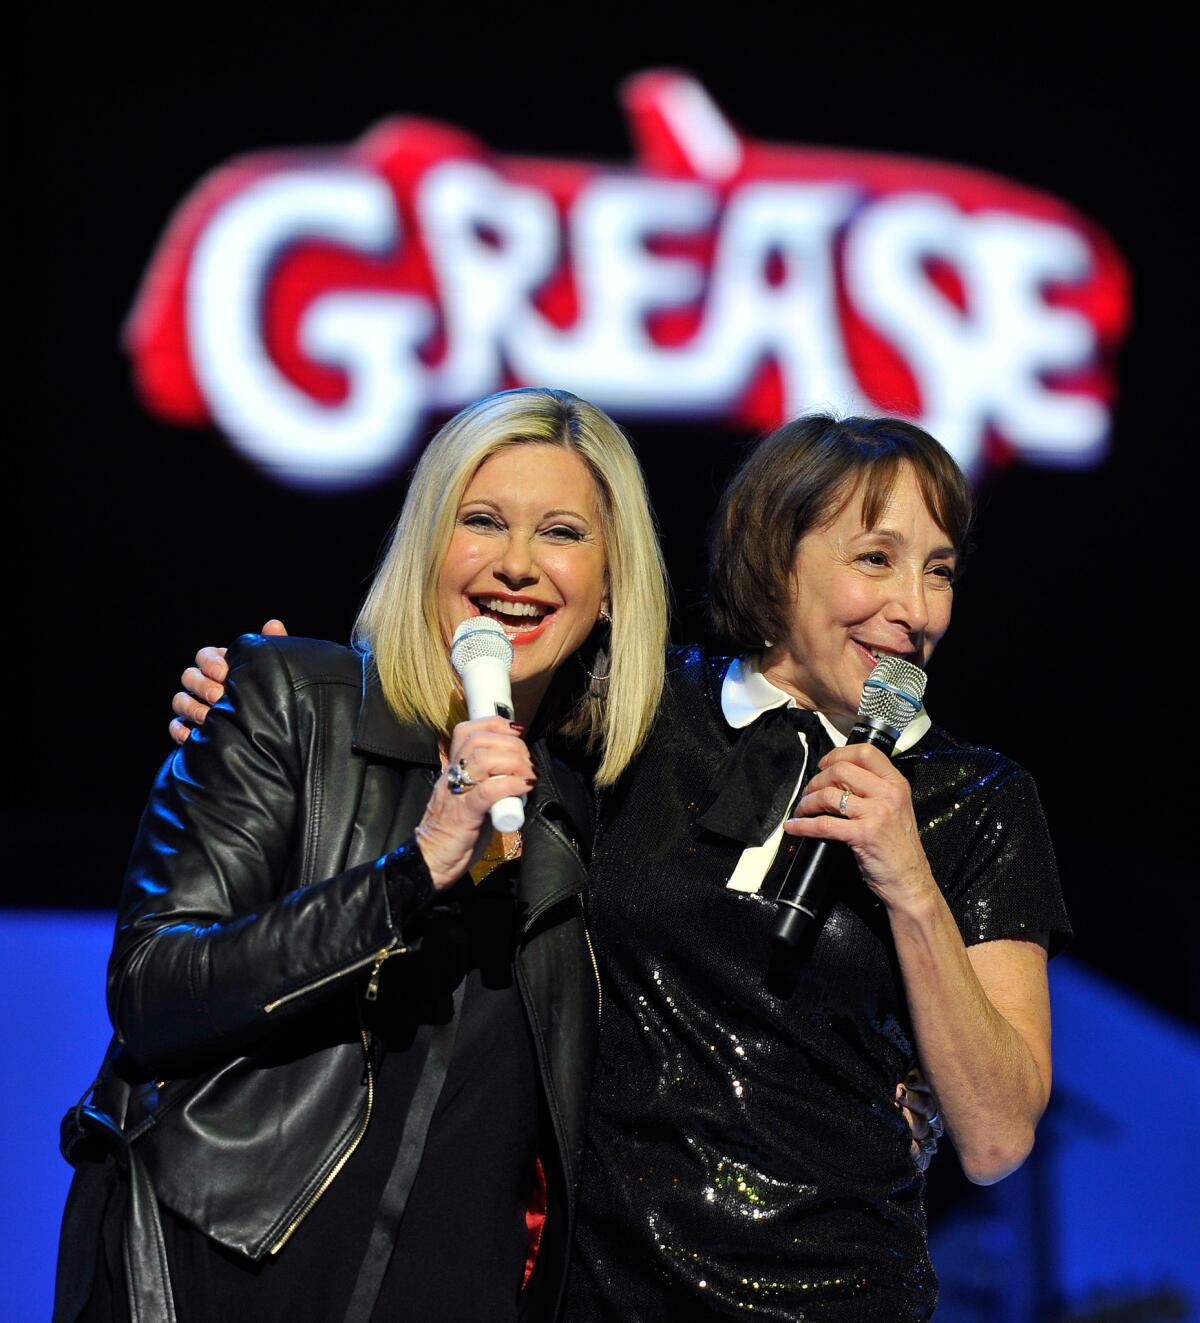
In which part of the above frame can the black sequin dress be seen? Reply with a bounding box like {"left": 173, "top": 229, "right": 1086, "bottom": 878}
{"left": 567, "top": 648, "right": 1070, "bottom": 1322}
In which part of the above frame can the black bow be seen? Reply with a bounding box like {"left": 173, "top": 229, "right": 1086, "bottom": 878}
{"left": 697, "top": 706, "right": 833, "bottom": 848}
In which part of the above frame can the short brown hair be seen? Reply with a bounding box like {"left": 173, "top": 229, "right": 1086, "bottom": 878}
{"left": 709, "top": 415, "right": 973, "bottom": 650}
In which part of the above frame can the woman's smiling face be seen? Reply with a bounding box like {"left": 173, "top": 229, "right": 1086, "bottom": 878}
{"left": 437, "top": 443, "right": 607, "bottom": 717}
{"left": 761, "top": 463, "right": 957, "bottom": 719}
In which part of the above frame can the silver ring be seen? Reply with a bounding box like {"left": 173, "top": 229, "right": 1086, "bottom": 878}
{"left": 446, "top": 758, "right": 477, "bottom": 794}
{"left": 838, "top": 788, "right": 852, "bottom": 816}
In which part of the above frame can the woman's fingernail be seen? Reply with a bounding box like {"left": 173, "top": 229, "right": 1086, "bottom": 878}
{"left": 510, "top": 722, "right": 525, "bottom": 732}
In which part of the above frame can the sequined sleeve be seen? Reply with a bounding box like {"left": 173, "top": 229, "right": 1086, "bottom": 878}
{"left": 911, "top": 742, "right": 1071, "bottom": 954}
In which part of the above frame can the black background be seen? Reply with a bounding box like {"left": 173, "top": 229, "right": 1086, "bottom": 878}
{"left": 14, "top": 16, "right": 1192, "bottom": 1030}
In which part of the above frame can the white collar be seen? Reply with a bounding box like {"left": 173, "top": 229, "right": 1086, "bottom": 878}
{"left": 720, "top": 653, "right": 932, "bottom": 753}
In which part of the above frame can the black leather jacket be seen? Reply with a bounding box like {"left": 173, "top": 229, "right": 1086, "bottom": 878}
{"left": 56, "top": 635, "right": 599, "bottom": 1323}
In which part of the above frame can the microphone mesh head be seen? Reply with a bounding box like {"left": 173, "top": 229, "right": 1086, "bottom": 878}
{"left": 858, "top": 655, "right": 927, "bottom": 737}
{"left": 450, "top": 617, "right": 513, "bottom": 677}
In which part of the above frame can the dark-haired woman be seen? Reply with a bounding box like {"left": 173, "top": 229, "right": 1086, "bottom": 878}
{"left": 166, "top": 415, "right": 1068, "bottom": 1320}
{"left": 563, "top": 415, "right": 1069, "bottom": 1321}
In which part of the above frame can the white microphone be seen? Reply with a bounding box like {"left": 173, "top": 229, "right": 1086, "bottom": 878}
{"left": 449, "top": 617, "right": 526, "bottom": 832}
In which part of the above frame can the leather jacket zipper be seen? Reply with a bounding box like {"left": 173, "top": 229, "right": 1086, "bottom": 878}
{"left": 365, "top": 945, "right": 402, "bottom": 1001}
{"left": 262, "top": 943, "right": 405, "bottom": 1014}
{"left": 270, "top": 1027, "right": 375, "bottom": 1254}
{"left": 268, "top": 939, "right": 404, "bottom": 1250}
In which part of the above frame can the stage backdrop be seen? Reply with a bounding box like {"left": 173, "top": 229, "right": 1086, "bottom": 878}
{"left": 14, "top": 17, "right": 1196, "bottom": 1322}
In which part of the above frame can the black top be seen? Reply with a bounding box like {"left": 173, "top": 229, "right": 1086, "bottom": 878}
{"left": 567, "top": 648, "right": 1071, "bottom": 1322}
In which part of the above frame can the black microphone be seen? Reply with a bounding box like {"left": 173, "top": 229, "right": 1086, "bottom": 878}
{"left": 771, "top": 656, "right": 927, "bottom": 952}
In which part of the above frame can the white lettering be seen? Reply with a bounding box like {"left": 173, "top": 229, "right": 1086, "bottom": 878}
{"left": 680, "top": 182, "right": 866, "bottom": 414}
{"left": 188, "top": 170, "right": 431, "bottom": 487}
{"left": 510, "top": 176, "right": 715, "bottom": 404}
{"left": 844, "top": 195, "right": 1104, "bottom": 473}
{"left": 172, "top": 150, "right": 1117, "bottom": 488}
{"left": 419, "top": 161, "right": 559, "bottom": 404}
{"left": 965, "top": 215, "right": 1105, "bottom": 460}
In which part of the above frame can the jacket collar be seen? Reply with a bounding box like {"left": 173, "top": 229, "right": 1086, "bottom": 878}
{"left": 520, "top": 788, "right": 589, "bottom": 931}
{"left": 517, "top": 735, "right": 594, "bottom": 929}
{"left": 352, "top": 654, "right": 441, "bottom": 766}
{"left": 529, "top": 738, "right": 594, "bottom": 845}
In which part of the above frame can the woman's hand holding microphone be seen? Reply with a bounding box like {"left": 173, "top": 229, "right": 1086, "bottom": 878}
{"left": 784, "top": 743, "right": 937, "bottom": 915}
{"left": 416, "top": 716, "right": 535, "bottom": 890}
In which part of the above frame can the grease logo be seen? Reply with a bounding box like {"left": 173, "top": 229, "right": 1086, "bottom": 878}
{"left": 127, "top": 72, "right": 1129, "bottom": 489}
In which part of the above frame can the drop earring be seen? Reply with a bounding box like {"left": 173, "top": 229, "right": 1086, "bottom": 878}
{"left": 582, "top": 604, "right": 612, "bottom": 681}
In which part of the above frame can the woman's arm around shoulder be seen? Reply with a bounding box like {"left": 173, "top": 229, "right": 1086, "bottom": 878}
{"left": 890, "top": 912, "right": 1051, "bottom": 1184}
{"left": 788, "top": 744, "right": 1064, "bottom": 1184}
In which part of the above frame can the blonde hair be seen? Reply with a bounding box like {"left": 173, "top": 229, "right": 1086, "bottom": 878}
{"left": 353, "top": 388, "right": 669, "bottom": 784}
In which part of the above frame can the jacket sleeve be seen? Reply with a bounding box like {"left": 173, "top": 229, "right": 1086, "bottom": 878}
{"left": 107, "top": 635, "right": 435, "bottom": 1071}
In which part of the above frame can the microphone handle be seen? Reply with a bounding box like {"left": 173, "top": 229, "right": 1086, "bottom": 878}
{"left": 490, "top": 799, "right": 526, "bottom": 833}
{"left": 462, "top": 686, "right": 525, "bottom": 833}
{"left": 771, "top": 718, "right": 897, "bottom": 951}
{"left": 772, "top": 840, "right": 836, "bottom": 950}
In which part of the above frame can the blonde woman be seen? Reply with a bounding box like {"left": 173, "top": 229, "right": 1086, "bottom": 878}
{"left": 55, "top": 388, "right": 669, "bottom": 1323}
